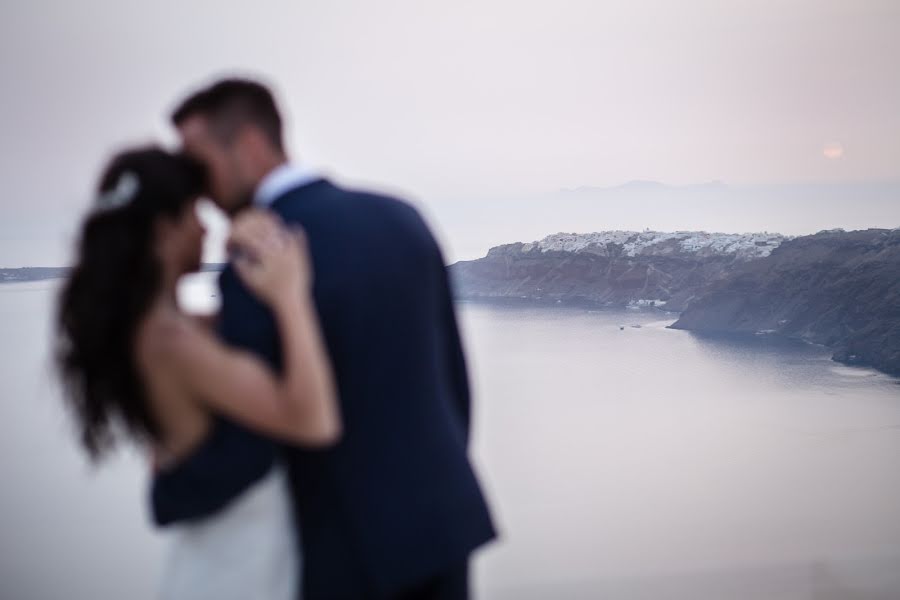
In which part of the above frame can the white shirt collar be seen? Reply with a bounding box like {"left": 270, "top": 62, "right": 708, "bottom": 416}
{"left": 253, "top": 162, "right": 321, "bottom": 207}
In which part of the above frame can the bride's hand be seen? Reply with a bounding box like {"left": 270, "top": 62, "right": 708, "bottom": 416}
{"left": 228, "top": 209, "right": 312, "bottom": 308}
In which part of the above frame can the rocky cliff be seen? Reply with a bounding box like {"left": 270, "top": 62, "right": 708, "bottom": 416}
{"left": 670, "top": 229, "right": 900, "bottom": 376}
{"left": 450, "top": 230, "right": 787, "bottom": 311}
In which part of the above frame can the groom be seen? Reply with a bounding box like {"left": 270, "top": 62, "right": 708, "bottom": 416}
{"left": 151, "top": 78, "right": 495, "bottom": 599}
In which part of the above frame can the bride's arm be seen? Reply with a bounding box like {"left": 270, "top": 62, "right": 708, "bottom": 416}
{"left": 163, "top": 212, "right": 340, "bottom": 446}
{"left": 191, "top": 313, "right": 218, "bottom": 330}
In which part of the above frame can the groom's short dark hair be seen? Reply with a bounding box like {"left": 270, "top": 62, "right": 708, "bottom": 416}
{"left": 172, "top": 78, "right": 284, "bottom": 151}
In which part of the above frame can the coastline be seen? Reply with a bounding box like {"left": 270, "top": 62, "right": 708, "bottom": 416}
{"left": 0, "top": 263, "right": 225, "bottom": 285}
{"left": 456, "top": 295, "right": 900, "bottom": 381}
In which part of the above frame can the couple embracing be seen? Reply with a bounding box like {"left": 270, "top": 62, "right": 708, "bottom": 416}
{"left": 56, "top": 78, "right": 495, "bottom": 599}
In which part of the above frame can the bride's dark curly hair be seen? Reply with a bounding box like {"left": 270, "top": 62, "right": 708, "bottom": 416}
{"left": 56, "top": 146, "right": 206, "bottom": 460}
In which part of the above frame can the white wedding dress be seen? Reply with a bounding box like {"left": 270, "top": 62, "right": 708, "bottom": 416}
{"left": 158, "top": 465, "right": 299, "bottom": 600}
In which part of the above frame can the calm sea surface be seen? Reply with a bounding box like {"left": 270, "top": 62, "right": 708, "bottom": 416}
{"left": 2, "top": 274, "right": 899, "bottom": 599}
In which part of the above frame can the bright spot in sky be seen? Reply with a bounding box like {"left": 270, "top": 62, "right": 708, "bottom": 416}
{"left": 823, "top": 141, "right": 845, "bottom": 159}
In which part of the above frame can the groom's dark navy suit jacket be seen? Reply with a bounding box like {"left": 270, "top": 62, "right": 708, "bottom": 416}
{"left": 152, "top": 179, "right": 495, "bottom": 598}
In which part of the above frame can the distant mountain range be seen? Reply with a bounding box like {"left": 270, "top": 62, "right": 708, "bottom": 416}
{"left": 437, "top": 179, "right": 900, "bottom": 264}
{"left": 0, "top": 267, "right": 71, "bottom": 283}
{"left": 0, "top": 264, "right": 225, "bottom": 284}
{"left": 450, "top": 228, "right": 900, "bottom": 376}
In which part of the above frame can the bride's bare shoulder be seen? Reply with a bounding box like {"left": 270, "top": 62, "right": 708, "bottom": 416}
{"left": 136, "top": 309, "right": 206, "bottom": 366}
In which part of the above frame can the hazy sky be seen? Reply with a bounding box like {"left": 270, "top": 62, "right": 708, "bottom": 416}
{"left": 1, "top": 0, "right": 898, "bottom": 265}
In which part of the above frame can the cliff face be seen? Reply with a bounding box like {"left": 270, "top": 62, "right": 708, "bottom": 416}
{"left": 450, "top": 228, "right": 900, "bottom": 376}
{"left": 450, "top": 231, "right": 787, "bottom": 311}
{"left": 670, "top": 229, "right": 900, "bottom": 376}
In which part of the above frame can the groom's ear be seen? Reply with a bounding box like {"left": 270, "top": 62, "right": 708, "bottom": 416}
{"left": 232, "top": 125, "right": 284, "bottom": 174}
{"left": 236, "top": 125, "right": 275, "bottom": 155}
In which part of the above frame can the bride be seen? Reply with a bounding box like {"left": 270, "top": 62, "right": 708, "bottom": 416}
{"left": 55, "top": 146, "right": 339, "bottom": 599}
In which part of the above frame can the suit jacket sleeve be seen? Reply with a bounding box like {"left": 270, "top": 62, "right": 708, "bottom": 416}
{"left": 442, "top": 265, "right": 472, "bottom": 443}
{"left": 432, "top": 238, "right": 473, "bottom": 446}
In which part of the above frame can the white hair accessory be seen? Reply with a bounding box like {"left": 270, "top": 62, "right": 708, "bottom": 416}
{"left": 96, "top": 171, "right": 140, "bottom": 210}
